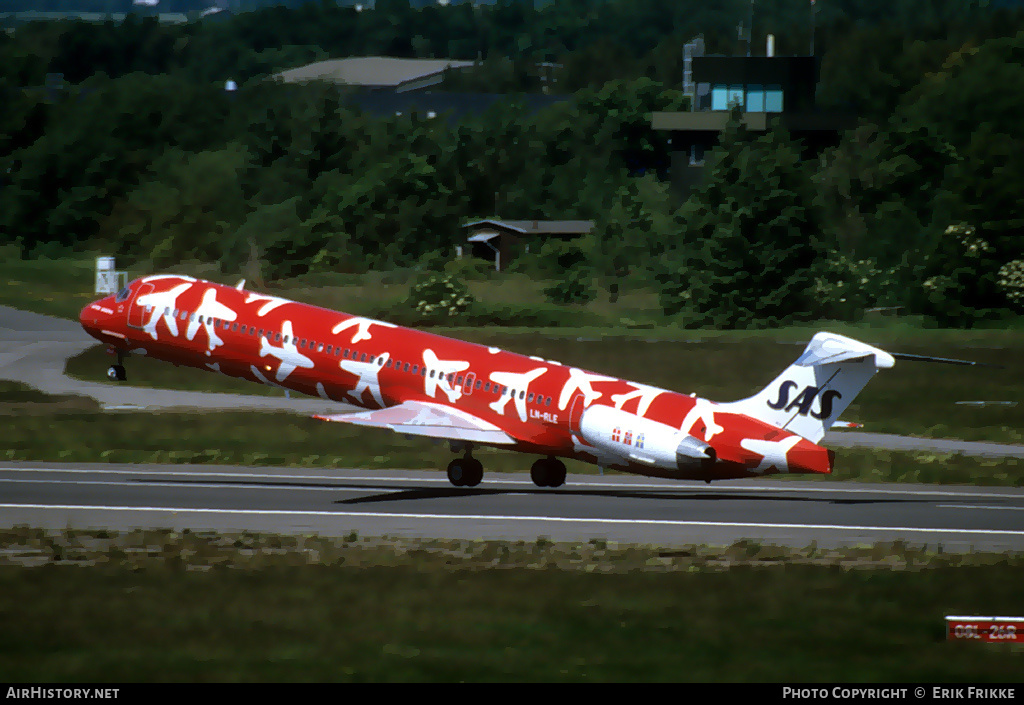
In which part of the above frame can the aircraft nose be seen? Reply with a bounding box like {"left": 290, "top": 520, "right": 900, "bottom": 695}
{"left": 80, "top": 302, "right": 95, "bottom": 329}
{"left": 79, "top": 298, "right": 112, "bottom": 336}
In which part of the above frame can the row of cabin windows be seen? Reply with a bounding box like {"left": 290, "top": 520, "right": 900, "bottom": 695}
{"left": 152, "top": 305, "right": 553, "bottom": 407}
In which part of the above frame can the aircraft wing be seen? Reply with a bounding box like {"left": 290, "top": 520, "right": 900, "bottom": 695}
{"left": 314, "top": 401, "right": 517, "bottom": 445}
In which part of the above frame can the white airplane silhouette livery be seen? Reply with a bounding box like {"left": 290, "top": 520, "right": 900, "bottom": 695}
{"left": 339, "top": 350, "right": 390, "bottom": 407}
{"left": 332, "top": 316, "right": 398, "bottom": 344}
{"left": 489, "top": 367, "right": 548, "bottom": 422}
{"left": 186, "top": 287, "right": 238, "bottom": 353}
{"left": 136, "top": 282, "right": 193, "bottom": 340}
{"left": 258, "top": 320, "right": 314, "bottom": 383}
{"left": 82, "top": 274, "right": 984, "bottom": 489}
{"left": 611, "top": 382, "right": 665, "bottom": 418}
{"left": 740, "top": 435, "right": 803, "bottom": 474}
{"left": 558, "top": 367, "right": 618, "bottom": 410}
{"left": 245, "top": 292, "right": 292, "bottom": 317}
{"left": 679, "top": 395, "right": 726, "bottom": 441}
{"left": 422, "top": 348, "right": 470, "bottom": 403}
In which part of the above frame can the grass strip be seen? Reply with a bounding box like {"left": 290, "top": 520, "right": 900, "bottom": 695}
{"left": 0, "top": 528, "right": 1020, "bottom": 682}
{"left": 62, "top": 328, "right": 1024, "bottom": 444}
{"left": 2, "top": 404, "right": 1024, "bottom": 485}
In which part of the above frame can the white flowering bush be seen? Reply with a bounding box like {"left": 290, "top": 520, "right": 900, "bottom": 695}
{"left": 812, "top": 254, "right": 898, "bottom": 320}
{"left": 917, "top": 222, "right": 1006, "bottom": 326}
{"left": 945, "top": 223, "right": 993, "bottom": 258}
{"left": 408, "top": 274, "right": 474, "bottom": 321}
{"left": 997, "top": 259, "right": 1024, "bottom": 310}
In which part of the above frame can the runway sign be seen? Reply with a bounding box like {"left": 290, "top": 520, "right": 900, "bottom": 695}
{"left": 946, "top": 615, "right": 1023, "bottom": 642}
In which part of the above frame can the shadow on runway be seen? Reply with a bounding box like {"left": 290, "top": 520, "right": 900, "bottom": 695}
{"left": 132, "top": 477, "right": 931, "bottom": 507}
{"left": 331, "top": 486, "right": 925, "bottom": 506}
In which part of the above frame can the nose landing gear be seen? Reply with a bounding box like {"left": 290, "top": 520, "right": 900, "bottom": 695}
{"left": 106, "top": 350, "right": 127, "bottom": 382}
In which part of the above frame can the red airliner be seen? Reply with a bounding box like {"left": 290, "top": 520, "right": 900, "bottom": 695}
{"left": 80, "top": 274, "right": 900, "bottom": 488}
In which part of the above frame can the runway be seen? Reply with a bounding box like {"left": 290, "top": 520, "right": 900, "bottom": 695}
{"left": 3, "top": 303, "right": 1024, "bottom": 551}
{"left": 3, "top": 462, "right": 1024, "bottom": 551}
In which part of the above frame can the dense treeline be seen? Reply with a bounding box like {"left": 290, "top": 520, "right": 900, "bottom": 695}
{"left": 2, "top": 0, "right": 1024, "bottom": 327}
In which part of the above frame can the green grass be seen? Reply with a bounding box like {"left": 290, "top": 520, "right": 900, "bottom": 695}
{"left": 63, "top": 330, "right": 1024, "bottom": 444}
{"left": 0, "top": 528, "right": 1021, "bottom": 682}
{"left": 2, "top": 400, "right": 1023, "bottom": 485}
{"left": 9, "top": 255, "right": 1024, "bottom": 445}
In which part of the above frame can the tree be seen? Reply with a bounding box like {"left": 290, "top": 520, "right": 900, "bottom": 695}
{"left": 658, "top": 116, "right": 824, "bottom": 328}
{"left": 585, "top": 175, "right": 675, "bottom": 302}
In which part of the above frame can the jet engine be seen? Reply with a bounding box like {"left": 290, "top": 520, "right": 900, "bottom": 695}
{"left": 577, "top": 405, "right": 716, "bottom": 473}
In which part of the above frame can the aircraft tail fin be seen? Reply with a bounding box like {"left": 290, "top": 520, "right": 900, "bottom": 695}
{"left": 719, "top": 332, "right": 895, "bottom": 443}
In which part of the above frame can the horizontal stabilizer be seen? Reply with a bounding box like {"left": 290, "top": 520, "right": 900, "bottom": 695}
{"left": 314, "top": 401, "right": 516, "bottom": 445}
{"left": 892, "top": 352, "right": 1002, "bottom": 369}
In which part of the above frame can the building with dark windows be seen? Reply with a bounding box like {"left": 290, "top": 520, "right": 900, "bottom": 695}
{"left": 653, "top": 39, "right": 855, "bottom": 200}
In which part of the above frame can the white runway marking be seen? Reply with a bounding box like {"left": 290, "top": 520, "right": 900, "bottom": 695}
{"left": 3, "top": 504, "right": 1024, "bottom": 538}
{"left": 2, "top": 467, "right": 1024, "bottom": 500}
{"left": 936, "top": 504, "right": 1024, "bottom": 512}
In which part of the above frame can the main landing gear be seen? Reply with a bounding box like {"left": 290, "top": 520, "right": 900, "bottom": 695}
{"left": 447, "top": 454, "right": 484, "bottom": 487}
{"left": 444, "top": 444, "right": 567, "bottom": 489}
{"left": 530, "top": 456, "right": 567, "bottom": 488}
{"left": 106, "top": 350, "right": 127, "bottom": 382}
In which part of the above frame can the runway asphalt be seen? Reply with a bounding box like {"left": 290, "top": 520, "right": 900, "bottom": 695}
{"left": 3, "top": 303, "right": 1023, "bottom": 550}
{"left": 3, "top": 463, "right": 1024, "bottom": 551}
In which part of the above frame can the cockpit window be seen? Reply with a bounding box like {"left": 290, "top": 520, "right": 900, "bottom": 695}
{"left": 114, "top": 286, "right": 131, "bottom": 303}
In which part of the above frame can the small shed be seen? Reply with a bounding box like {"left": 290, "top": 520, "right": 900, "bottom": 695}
{"left": 462, "top": 219, "right": 594, "bottom": 271}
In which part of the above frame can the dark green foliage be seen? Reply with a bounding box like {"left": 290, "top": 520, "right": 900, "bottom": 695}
{"left": 658, "top": 118, "right": 823, "bottom": 328}
{"left": 3, "top": 3, "right": 1024, "bottom": 327}
{"left": 543, "top": 270, "right": 597, "bottom": 306}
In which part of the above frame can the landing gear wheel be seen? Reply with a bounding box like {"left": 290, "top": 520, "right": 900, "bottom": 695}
{"left": 463, "top": 459, "right": 483, "bottom": 487}
{"left": 530, "top": 457, "right": 567, "bottom": 488}
{"left": 106, "top": 364, "right": 126, "bottom": 382}
{"left": 447, "top": 458, "right": 483, "bottom": 487}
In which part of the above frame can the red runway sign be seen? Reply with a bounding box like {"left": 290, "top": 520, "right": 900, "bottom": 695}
{"left": 946, "top": 615, "right": 1023, "bottom": 642}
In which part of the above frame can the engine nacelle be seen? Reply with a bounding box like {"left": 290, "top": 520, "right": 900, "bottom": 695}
{"left": 578, "top": 404, "right": 716, "bottom": 472}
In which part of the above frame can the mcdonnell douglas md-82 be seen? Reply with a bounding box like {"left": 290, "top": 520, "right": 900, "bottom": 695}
{"left": 79, "top": 274, "right": 968, "bottom": 488}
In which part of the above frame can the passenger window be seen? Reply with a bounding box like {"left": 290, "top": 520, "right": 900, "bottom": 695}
{"left": 386, "top": 359, "right": 393, "bottom": 368}
{"left": 528, "top": 393, "right": 535, "bottom": 402}
{"left": 519, "top": 390, "right": 525, "bottom": 400}
{"left": 421, "top": 368, "right": 426, "bottom": 376}
{"left": 429, "top": 370, "right": 436, "bottom": 378}
{"left": 284, "top": 335, "right": 290, "bottom": 343}
{"left": 231, "top": 322, "right": 238, "bottom": 331}
{"left": 326, "top": 345, "right": 332, "bottom": 354}
{"left": 360, "top": 353, "right": 367, "bottom": 362}
{"left": 275, "top": 333, "right": 281, "bottom": 342}
{"left": 545, "top": 397, "right": 552, "bottom": 406}
{"left": 412, "top": 365, "right": 418, "bottom": 374}
{"left": 475, "top": 380, "right": 482, "bottom": 389}
{"left": 456, "top": 376, "right": 463, "bottom": 385}
{"left": 403, "top": 363, "right": 410, "bottom": 372}
{"left": 240, "top": 325, "right": 246, "bottom": 333}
